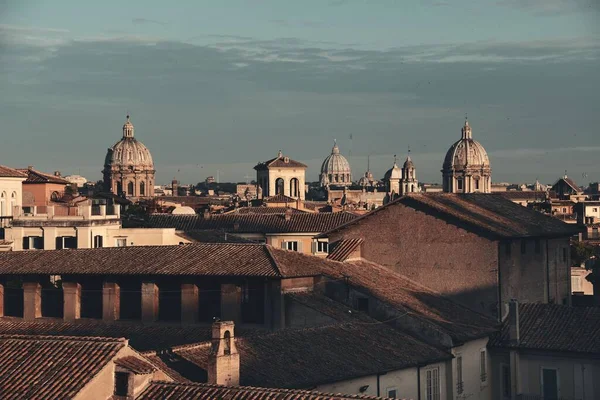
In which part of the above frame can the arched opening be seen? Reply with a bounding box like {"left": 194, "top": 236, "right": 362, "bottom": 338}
{"left": 0, "top": 192, "right": 5, "bottom": 217}
{"left": 10, "top": 192, "right": 17, "bottom": 216}
{"left": 275, "top": 178, "right": 284, "bottom": 196}
{"left": 127, "top": 182, "right": 134, "bottom": 196}
{"left": 140, "top": 182, "right": 145, "bottom": 196}
{"left": 116, "top": 182, "right": 123, "bottom": 195}
{"left": 223, "top": 330, "right": 231, "bottom": 355}
{"left": 289, "top": 178, "right": 299, "bottom": 198}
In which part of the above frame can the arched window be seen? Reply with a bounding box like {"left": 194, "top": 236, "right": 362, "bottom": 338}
{"left": 127, "top": 151, "right": 132, "bottom": 161}
{"left": 275, "top": 178, "right": 284, "bottom": 196}
{"left": 140, "top": 181, "right": 145, "bottom": 196}
{"left": 127, "top": 182, "right": 134, "bottom": 196}
{"left": 0, "top": 192, "right": 6, "bottom": 217}
{"left": 10, "top": 192, "right": 17, "bottom": 216}
{"left": 290, "top": 178, "right": 299, "bottom": 197}
{"left": 139, "top": 152, "right": 144, "bottom": 161}
{"left": 223, "top": 330, "right": 231, "bottom": 355}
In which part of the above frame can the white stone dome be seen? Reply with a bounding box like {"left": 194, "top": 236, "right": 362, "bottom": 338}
{"left": 171, "top": 205, "right": 196, "bottom": 215}
{"left": 384, "top": 160, "right": 402, "bottom": 180}
{"left": 104, "top": 116, "right": 154, "bottom": 170}
{"left": 320, "top": 141, "right": 351, "bottom": 176}
{"left": 442, "top": 120, "right": 490, "bottom": 171}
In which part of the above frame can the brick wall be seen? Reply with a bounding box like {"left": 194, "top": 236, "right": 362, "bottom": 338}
{"left": 327, "top": 203, "right": 499, "bottom": 317}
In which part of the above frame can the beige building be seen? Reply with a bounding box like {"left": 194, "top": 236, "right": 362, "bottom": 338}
{"left": 0, "top": 166, "right": 26, "bottom": 219}
{"left": 442, "top": 118, "right": 492, "bottom": 193}
{"left": 255, "top": 151, "right": 307, "bottom": 200}
{"left": 103, "top": 115, "right": 155, "bottom": 199}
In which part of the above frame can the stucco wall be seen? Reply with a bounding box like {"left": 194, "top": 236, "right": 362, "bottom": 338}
{"left": 451, "top": 337, "right": 491, "bottom": 400}
{"left": 327, "top": 203, "right": 499, "bottom": 317}
{"left": 0, "top": 177, "right": 24, "bottom": 217}
{"left": 22, "top": 182, "right": 66, "bottom": 207}
{"left": 267, "top": 234, "right": 318, "bottom": 255}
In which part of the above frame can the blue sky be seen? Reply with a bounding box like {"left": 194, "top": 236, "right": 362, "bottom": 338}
{"left": 1, "top": 0, "right": 599, "bottom": 185}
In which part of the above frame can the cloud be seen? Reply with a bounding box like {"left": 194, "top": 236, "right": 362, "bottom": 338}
{"left": 497, "top": 0, "right": 598, "bottom": 15}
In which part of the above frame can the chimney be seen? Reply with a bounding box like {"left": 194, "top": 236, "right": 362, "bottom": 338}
{"left": 284, "top": 208, "right": 292, "bottom": 221}
{"left": 28, "top": 165, "right": 34, "bottom": 171}
{"left": 508, "top": 299, "right": 519, "bottom": 346}
{"left": 54, "top": 171, "right": 61, "bottom": 177}
{"left": 207, "top": 321, "right": 240, "bottom": 386}
{"left": 171, "top": 179, "right": 179, "bottom": 196}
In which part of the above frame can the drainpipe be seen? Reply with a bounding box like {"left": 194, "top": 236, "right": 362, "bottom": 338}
{"left": 376, "top": 372, "right": 385, "bottom": 397}
{"left": 417, "top": 366, "right": 421, "bottom": 400}
{"left": 546, "top": 239, "right": 551, "bottom": 302}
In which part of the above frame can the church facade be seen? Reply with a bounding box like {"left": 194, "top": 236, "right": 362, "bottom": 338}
{"left": 254, "top": 151, "right": 307, "bottom": 200}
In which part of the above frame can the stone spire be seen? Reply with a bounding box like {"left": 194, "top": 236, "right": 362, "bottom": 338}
{"left": 332, "top": 139, "right": 340, "bottom": 155}
{"left": 461, "top": 116, "right": 472, "bottom": 140}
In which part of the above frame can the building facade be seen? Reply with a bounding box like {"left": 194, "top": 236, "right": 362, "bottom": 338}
{"left": 254, "top": 151, "right": 307, "bottom": 200}
{"left": 442, "top": 119, "right": 492, "bottom": 193}
{"left": 0, "top": 166, "right": 26, "bottom": 219}
{"left": 103, "top": 116, "right": 155, "bottom": 199}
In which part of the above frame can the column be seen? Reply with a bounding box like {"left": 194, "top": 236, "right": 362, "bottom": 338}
{"left": 181, "top": 283, "right": 199, "bottom": 324}
{"left": 23, "top": 282, "right": 42, "bottom": 320}
{"left": 220, "top": 284, "right": 241, "bottom": 323}
{"left": 102, "top": 282, "right": 120, "bottom": 321}
{"left": 0, "top": 282, "right": 4, "bottom": 317}
{"left": 62, "top": 282, "right": 81, "bottom": 321}
{"left": 141, "top": 282, "right": 159, "bottom": 322}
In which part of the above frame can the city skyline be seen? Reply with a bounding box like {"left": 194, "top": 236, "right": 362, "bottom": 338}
{"left": 1, "top": 0, "right": 599, "bottom": 185}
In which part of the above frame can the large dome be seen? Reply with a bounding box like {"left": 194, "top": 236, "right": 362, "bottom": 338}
{"left": 104, "top": 116, "right": 154, "bottom": 170}
{"left": 319, "top": 141, "right": 352, "bottom": 187}
{"left": 384, "top": 160, "right": 402, "bottom": 181}
{"left": 442, "top": 120, "right": 490, "bottom": 171}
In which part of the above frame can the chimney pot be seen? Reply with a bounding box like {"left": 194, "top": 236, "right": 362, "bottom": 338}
{"left": 28, "top": 165, "right": 33, "bottom": 170}
{"left": 54, "top": 171, "right": 61, "bottom": 177}
{"left": 284, "top": 208, "right": 292, "bottom": 221}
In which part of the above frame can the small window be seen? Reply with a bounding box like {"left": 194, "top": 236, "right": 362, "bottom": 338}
{"left": 284, "top": 241, "right": 298, "bottom": 252}
{"left": 356, "top": 297, "right": 369, "bottom": 312}
{"left": 456, "top": 356, "right": 464, "bottom": 394}
{"left": 114, "top": 371, "right": 131, "bottom": 397}
{"left": 535, "top": 239, "right": 541, "bottom": 254}
{"left": 520, "top": 240, "right": 526, "bottom": 255}
{"left": 562, "top": 207, "right": 567, "bottom": 213}
{"left": 593, "top": 208, "right": 598, "bottom": 212}
{"left": 223, "top": 330, "right": 232, "bottom": 355}
{"left": 457, "top": 179, "right": 463, "bottom": 190}
{"left": 23, "top": 236, "right": 43, "bottom": 250}
{"left": 387, "top": 388, "right": 397, "bottom": 398}
{"left": 93, "top": 235, "right": 103, "bottom": 248}
{"left": 480, "top": 350, "right": 487, "bottom": 382}
{"left": 316, "top": 241, "right": 328, "bottom": 253}
{"left": 501, "top": 364, "right": 511, "bottom": 399}
{"left": 116, "top": 238, "right": 127, "bottom": 247}
{"left": 475, "top": 179, "right": 480, "bottom": 190}
{"left": 56, "top": 236, "right": 77, "bottom": 250}
{"left": 426, "top": 368, "right": 440, "bottom": 400}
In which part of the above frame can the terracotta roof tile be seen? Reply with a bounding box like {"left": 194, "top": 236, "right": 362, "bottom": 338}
{"left": 254, "top": 156, "right": 308, "bottom": 170}
{"left": 139, "top": 382, "right": 393, "bottom": 400}
{"left": 320, "top": 193, "right": 582, "bottom": 239}
{"left": 497, "top": 191, "right": 548, "bottom": 201}
{"left": 114, "top": 355, "right": 156, "bottom": 374}
{"left": 489, "top": 303, "right": 600, "bottom": 354}
{"left": 147, "top": 212, "right": 358, "bottom": 234}
{"left": 17, "top": 168, "right": 70, "bottom": 184}
{"left": 327, "top": 238, "right": 363, "bottom": 261}
{"left": 0, "top": 334, "right": 125, "bottom": 399}
{"left": 229, "top": 206, "right": 307, "bottom": 214}
{"left": 263, "top": 194, "right": 297, "bottom": 203}
{"left": 0, "top": 165, "right": 27, "bottom": 178}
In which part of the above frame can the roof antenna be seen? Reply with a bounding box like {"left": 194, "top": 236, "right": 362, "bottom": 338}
{"left": 367, "top": 154, "right": 370, "bottom": 172}
{"left": 394, "top": 154, "right": 397, "bottom": 164}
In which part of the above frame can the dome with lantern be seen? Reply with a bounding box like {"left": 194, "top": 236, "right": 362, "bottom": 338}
{"left": 319, "top": 140, "right": 352, "bottom": 187}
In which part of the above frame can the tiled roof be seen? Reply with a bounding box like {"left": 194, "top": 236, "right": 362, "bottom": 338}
{"left": 254, "top": 156, "right": 308, "bottom": 170}
{"left": 114, "top": 355, "right": 156, "bottom": 374}
{"left": 305, "top": 257, "right": 498, "bottom": 343}
{"left": 17, "top": 168, "right": 70, "bottom": 184}
{"left": 327, "top": 238, "right": 363, "bottom": 261}
{"left": 497, "top": 191, "right": 548, "bottom": 201}
{"left": 489, "top": 303, "right": 600, "bottom": 354}
{"left": 0, "top": 318, "right": 264, "bottom": 352}
{"left": 552, "top": 177, "right": 582, "bottom": 193}
{"left": 0, "top": 165, "right": 27, "bottom": 178}
{"left": 229, "top": 206, "right": 307, "bottom": 214}
{"left": 177, "top": 230, "right": 257, "bottom": 243}
{"left": 320, "top": 193, "right": 582, "bottom": 239}
{"left": 152, "top": 322, "right": 450, "bottom": 389}
{"left": 0, "top": 334, "right": 125, "bottom": 399}
{"left": 0, "top": 243, "right": 323, "bottom": 278}
{"left": 139, "top": 382, "right": 393, "bottom": 400}
{"left": 263, "top": 194, "right": 297, "bottom": 203}
{"left": 147, "top": 212, "right": 358, "bottom": 233}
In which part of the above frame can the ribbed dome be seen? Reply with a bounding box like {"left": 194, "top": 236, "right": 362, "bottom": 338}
{"left": 384, "top": 161, "right": 402, "bottom": 180}
{"left": 104, "top": 116, "right": 154, "bottom": 170}
{"left": 320, "top": 141, "right": 351, "bottom": 176}
{"left": 442, "top": 120, "right": 490, "bottom": 171}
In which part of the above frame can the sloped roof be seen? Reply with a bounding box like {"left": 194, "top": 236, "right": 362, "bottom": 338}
{"left": 0, "top": 165, "right": 27, "bottom": 178}
{"left": 114, "top": 355, "right": 156, "bottom": 374}
{"left": 497, "top": 191, "right": 548, "bottom": 201}
{"left": 0, "top": 318, "right": 263, "bottom": 351}
{"left": 327, "top": 238, "right": 363, "bottom": 261}
{"left": 0, "top": 243, "right": 326, "bottom": 278}
{"left": 263, "top": 194, "right": 297, "bottom": 203}
{"left": 320, "top": 193, "right": 581, "bottom": 239}
{"left": 149, "top": 322, "right": 450, "bottom": 389}
{"left": 17, "top": 168, "right": 70, "bottom": 184}
{"left": 489, "top": 303, "right": 600, "bottom": 355}
{"left": 147, "top": 212, "right": 358, "bottom": 234}
{"left": 552, "top": 176, "right": 582, "bottom": 194}
{"left": 0, "top": 335, "right": 125, "bottom": 399}
{"left": 138, "top": 382, "right": 392, "bottom": 400}
{"left": 228, "top": 206, "right": 307, "bottom": 214}
{"left": 254, "top": 155, "right": 307, "bottom": 170}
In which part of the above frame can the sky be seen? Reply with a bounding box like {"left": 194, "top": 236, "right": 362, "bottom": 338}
{"left": 1, "top": 0, "right": 599, "bottom": 186}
